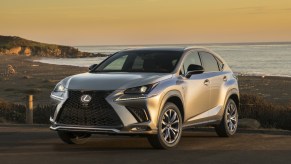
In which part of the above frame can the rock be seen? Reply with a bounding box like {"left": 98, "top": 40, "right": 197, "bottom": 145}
{"left": 1, "top": 65, "right": 16, "bottom": 78}
{"left": 238, "top": 118, "right": 261, "bottom": 129}
{"left": 7, "top": 65, "right": 16, "bottom": 75}
{"left": 8, "top": 47, "right": 21, "bottom": 55}
{"left": 23, "top": 75, "right": 32, "bottom": 79}
{"left": 24, "top": 47, "right": 31, "bottom": 56}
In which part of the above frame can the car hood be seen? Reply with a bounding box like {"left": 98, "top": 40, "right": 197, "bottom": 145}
{"left": 66, "top": 72, "right": 173, "bottom": 91}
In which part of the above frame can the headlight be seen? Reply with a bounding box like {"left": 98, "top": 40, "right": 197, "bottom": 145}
{"left": 51, "top": 83, "right": 67, "bottom": 100}
{"left": 54, "top": 83, "right": 66, "bottom": 92}
{"left": 124, "top": 83, "right": 157, "bottom": 94}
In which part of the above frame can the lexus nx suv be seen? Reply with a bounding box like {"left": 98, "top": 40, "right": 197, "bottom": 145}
{"left": 50, "top": 47, "right": 239, "bottom": 149}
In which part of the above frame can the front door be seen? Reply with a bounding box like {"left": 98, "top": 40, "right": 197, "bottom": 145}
{"left": 178, "top": 51, "right": 211, "bottom": 122}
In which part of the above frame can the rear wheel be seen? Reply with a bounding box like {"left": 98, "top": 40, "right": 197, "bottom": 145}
{"left": 57, "top": 131, "right": 91, "bottom": 144}
{"left": 147, "top": 102, "right": 182, "bottom": 149}
{"left": 215, "top": 99, "right": 238, "bottom": 137}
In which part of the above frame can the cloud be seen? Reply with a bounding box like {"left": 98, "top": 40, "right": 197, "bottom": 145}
{"left": 229, "top": 6, "right": 291, "bottom": 14}
{"left": 229, "top": 6, "right": 267, "bottom": 14}
{"left": 280, "top": 8, "right": 291, "bottom": 11}
{"left": 231, "top": 6, "right": 264, "bottom": 10}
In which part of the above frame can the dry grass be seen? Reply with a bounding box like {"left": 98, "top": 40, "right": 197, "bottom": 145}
{"left": 0, "top": 101, "right": 26, "bottom": 123}
{"left": 239, "top": 94, "right": 291, "bottom": 130}
{"left": 0, "top": 100, "right": 53, "bottom": 124}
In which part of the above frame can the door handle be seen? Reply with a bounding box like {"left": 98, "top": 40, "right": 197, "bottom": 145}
{"left": 223, "top": 76, "right": 227, "bottom": 81}
{"left": 204, "top": 79, "right": 210, "bottom": 85}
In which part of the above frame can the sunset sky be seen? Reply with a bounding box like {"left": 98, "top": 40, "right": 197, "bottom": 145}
{"left": 1, "top": 0, "right": 291, "bottom": 45}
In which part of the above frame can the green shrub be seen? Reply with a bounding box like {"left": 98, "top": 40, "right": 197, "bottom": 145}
{"left": 33, "top": 104, "right": 54, "bottom": 124}
{"left": 0, "top": 101, "right": 54, "bottom": 124}
{"left": 0, "top": 101, "right": 26, "bottom": 123}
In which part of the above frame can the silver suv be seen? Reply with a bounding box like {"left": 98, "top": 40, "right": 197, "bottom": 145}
{"left": 50, "top": 47, "right": 239, "bottom": 149}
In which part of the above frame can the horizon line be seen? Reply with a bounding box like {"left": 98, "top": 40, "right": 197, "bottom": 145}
{"left": 73, "top": 41, "right": 291, "bottom": 47}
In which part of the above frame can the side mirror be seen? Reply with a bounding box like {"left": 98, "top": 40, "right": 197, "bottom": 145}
{"left": 186, "top": 64, "right": 204, "bottom": 78}
{"left": 89, "top": 64, "right": 98, "bottom": 71}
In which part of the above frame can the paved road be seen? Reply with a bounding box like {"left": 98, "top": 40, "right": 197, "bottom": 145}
{"left": 0, "top": 125, "right": 291, "bottom": 164}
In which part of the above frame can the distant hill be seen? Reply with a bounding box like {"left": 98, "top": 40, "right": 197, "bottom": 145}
{"left": 0, "top": 35, "right": 105, "bottom": 58}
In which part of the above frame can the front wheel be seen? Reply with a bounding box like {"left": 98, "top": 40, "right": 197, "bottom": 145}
{"left": 215, "top": 99, "right": 238, "bottom": 137}
{"left": 57, "top": 131, "right": 91, "bottom": 144}
{"left": 147, "top": 102, "right": 183, "bottom": 149}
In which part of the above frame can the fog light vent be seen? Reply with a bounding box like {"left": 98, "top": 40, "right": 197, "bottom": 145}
{"left": 126, "top": 106, "right": 149, "bottom": 122}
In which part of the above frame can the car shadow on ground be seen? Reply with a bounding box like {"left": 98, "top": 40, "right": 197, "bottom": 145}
{"left": 1, "top": 129, "right": 291, "bottom": 152}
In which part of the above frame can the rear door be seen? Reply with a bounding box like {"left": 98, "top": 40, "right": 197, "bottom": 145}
{"left": 199, "top": 51, "right": 226, "bottom": 109}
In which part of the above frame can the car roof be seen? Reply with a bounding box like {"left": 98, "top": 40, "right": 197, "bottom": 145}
{"left": 121, "top": 46, "right": 208, "bottom": 53}
{"left": 120, "top": 46, "right": 225, "bottom": 65}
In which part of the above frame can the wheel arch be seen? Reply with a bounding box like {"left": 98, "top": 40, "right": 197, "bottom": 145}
{"left": 224, "top": 88, "right": 240, "bottom": 112}
{"left": 159, "top": 90, "right": 185, "bottom": 122}
{"left": 228, "top": 93, "right": 240, "bottom": 110}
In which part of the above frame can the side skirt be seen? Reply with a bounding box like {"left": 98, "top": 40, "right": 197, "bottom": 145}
{"left": 183, "top": 105, "right": 223, "bottom": 128}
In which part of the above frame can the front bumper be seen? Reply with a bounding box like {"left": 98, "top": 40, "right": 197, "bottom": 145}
{"left": 50, "top": 122, "right": 157, "bottom": 135}
{"left": 50, "top": 90, "right": 162, "bottom": 135}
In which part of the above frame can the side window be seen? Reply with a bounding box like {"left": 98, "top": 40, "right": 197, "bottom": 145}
{"left": 216, "top": 58, "right": 224, "bottom": 71}
{"left": 199, "top": 52, "right": 220, "bottom": 72}
{"left": 132, "top": 56, "right": 144, "bottom": 70}
{"left": 180, "top": 51, "right": 202, "bottom": 75}
{"left": 103, "top": 55, "right": 128, "bottom": 70}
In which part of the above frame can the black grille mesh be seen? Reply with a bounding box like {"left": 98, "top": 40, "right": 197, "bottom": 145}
{"left": 57, "top": 90, "right": 123, "bottom": 128}
{"left": 126, "top": 106, "right": 149, "bottom": 123}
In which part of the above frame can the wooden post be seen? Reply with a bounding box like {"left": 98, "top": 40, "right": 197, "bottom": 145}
{"left": 26, "top": 95, "right": 33, "bottom": 124}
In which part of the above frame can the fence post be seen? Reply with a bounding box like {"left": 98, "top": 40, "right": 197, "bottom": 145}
{"left": 26, "top": 95, "right": 33, "bottom": 124}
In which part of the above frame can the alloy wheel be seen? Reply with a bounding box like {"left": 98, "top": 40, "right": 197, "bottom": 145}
{"left": 226, "top": 101, "right": 238, "bottom": 134}
{"left": 161, "top": 108, "right": 180, "bottom": 144}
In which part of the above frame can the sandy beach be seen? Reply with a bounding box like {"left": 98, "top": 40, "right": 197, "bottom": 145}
{"left": 0, "top": 55, "right": 290, "bottom": 106}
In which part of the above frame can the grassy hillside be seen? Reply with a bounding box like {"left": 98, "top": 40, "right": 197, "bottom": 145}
{"left": 0, "top": 36, "right": 59, "bottom": 49}
{"left": 0, "top": 35, "right": 104, "bottom": 58}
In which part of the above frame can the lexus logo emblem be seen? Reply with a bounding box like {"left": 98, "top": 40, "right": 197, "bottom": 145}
{"left": 80, "top": 95, "right": 92, "bottom": 103}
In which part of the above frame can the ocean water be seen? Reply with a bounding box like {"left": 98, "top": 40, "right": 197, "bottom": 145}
{"left": 35, "top": 43, "right": 291, "bottom": 77}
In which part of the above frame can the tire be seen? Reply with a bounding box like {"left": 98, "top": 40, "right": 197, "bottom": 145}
{"left": 215, "top": 99, "right": 238, "bottom": 137}
{"left": 147, "top": 102, "right": 183, "bottom": 149}
{"left": 57, "top": 131, "right": 91, "bottom": 144}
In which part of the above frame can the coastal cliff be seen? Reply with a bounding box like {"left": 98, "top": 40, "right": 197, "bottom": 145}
{"left": 0, "top": 35, "right": 104, "bottom": 58}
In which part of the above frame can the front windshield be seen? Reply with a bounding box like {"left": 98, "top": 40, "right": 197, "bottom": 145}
{"left": 93, "top": 50, "right": 183, "bottom": 73}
